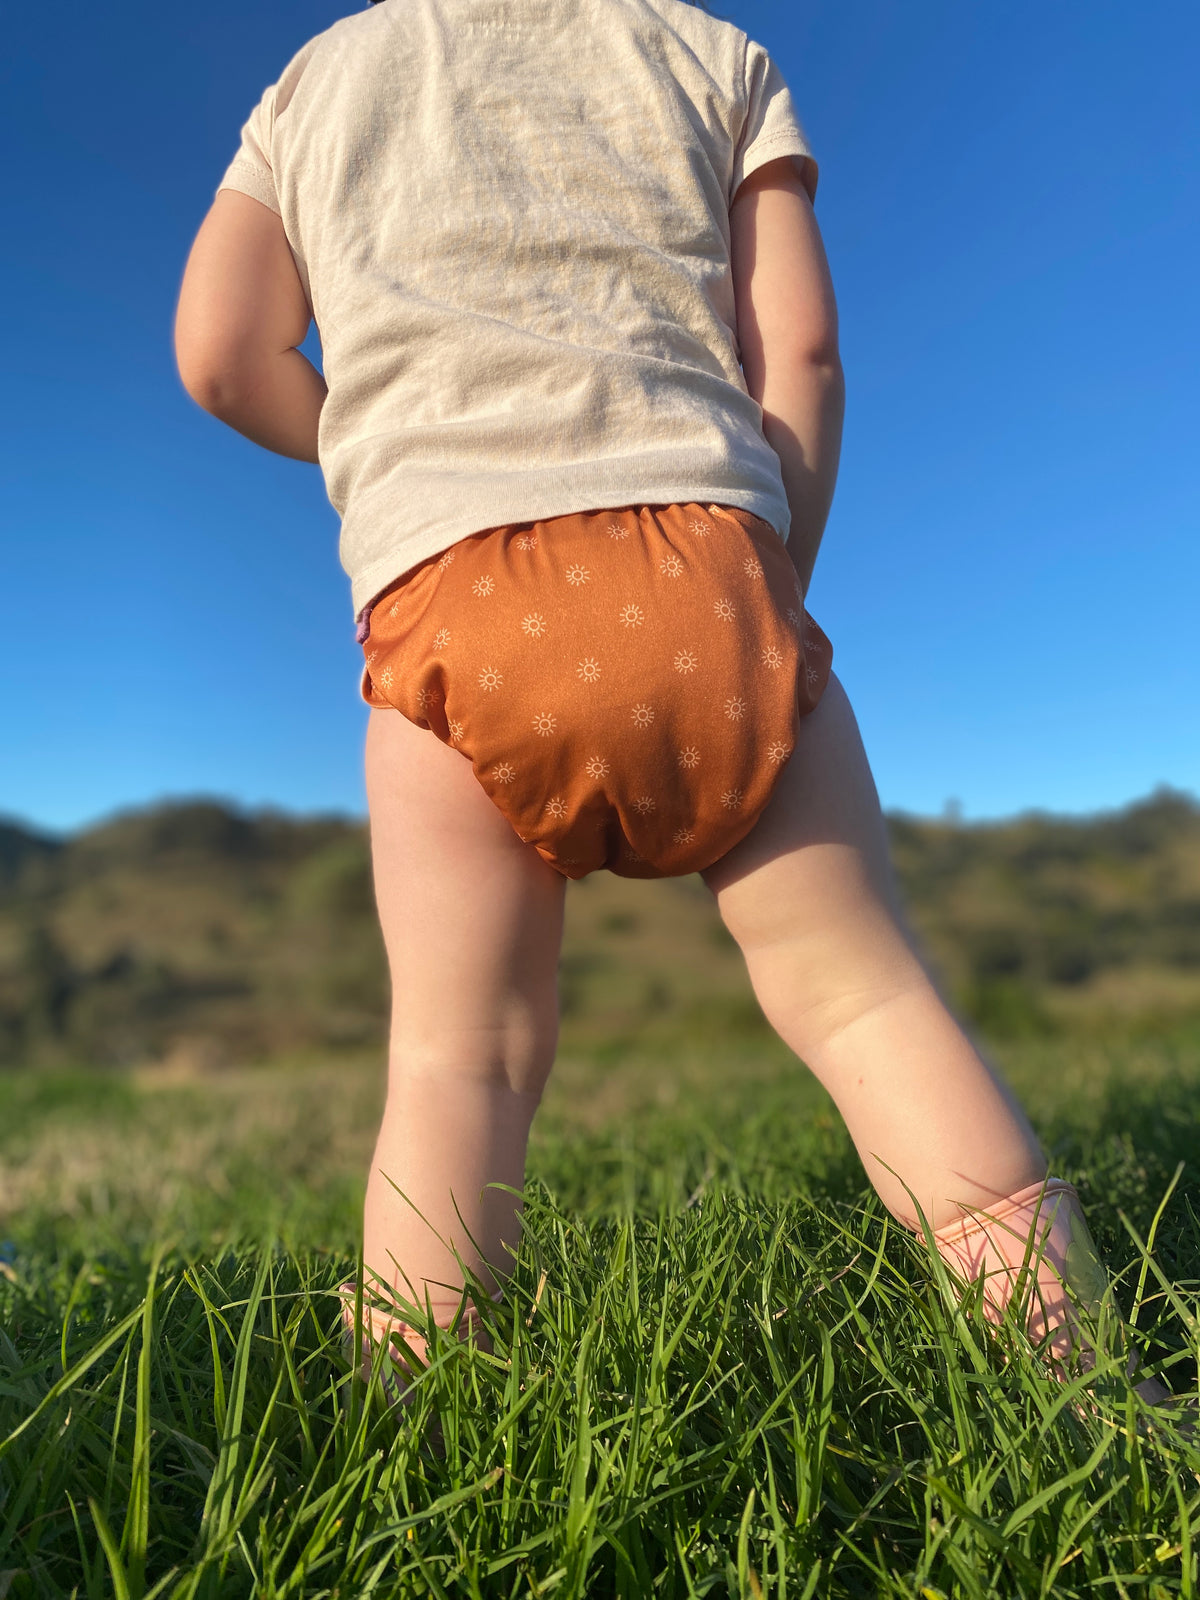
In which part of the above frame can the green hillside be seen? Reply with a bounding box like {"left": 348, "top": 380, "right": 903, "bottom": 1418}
{"left": 1, "top": 788, "right": 1198, "bottom": 1068}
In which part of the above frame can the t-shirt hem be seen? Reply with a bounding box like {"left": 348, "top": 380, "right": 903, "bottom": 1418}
{"left": 736, "top": 137, "right": 818, "bottom": 202}
{"left": 217, "top": 160, "right": 281, "bottom": 215}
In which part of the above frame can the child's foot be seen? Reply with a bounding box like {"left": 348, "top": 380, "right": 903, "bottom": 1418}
{"left": 336, "top": 1280, "right": 493, "bottom": 1452}
{"left": 924, "top": 1180, "right": 1196, "bottom": 1444}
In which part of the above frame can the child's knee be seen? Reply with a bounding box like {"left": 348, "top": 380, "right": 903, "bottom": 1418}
{"left": 388, "top": 1023, "right": 557, "bottom": 1100}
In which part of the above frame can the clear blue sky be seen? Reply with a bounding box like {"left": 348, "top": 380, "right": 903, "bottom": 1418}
{"left": 2, "top": 0, "right": 1196, "bottom": 835}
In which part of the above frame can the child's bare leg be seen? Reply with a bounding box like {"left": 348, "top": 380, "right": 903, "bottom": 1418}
{"left": 363, "top": 708, "right": 565, "bottom": 1316}
{"left": 703, "top": 674, "right": 1047, "bottom": 1233}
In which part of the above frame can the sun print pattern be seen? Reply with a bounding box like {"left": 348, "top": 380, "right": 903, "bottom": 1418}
{"left": 361, "top": 506, "right": 830, "bottom": 879}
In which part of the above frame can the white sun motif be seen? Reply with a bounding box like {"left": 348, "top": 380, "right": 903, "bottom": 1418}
{"left": 492, "top": 761, "right": 516, "bottom": 784}
{"left": 743, "top": 557, "right": 764, "bottom": 579}
{"left": 433, "top": 627, "right": 451, "bottom": 649}
{"left": 786, "top": 608, "right": 802, "bottom": 629}
{"left": 673, "top": 649, "right": 699, "bottom": 675}
{"left": 620, "top": 604, "right": 645, "bottom": 628}
{"left": 522, "top": 613, "right": 547, "bottom": 639}
{"left": 545, "top": 797, "right": 569, "bottom": 820}
{"left": 448, "top": 719, "right": 465, "bottom": 744}
{"left": 673, "top": 827, "right": 696, "bottom": 845}
{"left": 585, "top": 756, "right": 610, "bottom": 780}
{"left": 472, "top": 575, "right": 496, "bottom": 598}
{"left": 388, "top": 598, "right": 403, "bottom": 617}
{"left": 721, "top": 788, "right": 744, "bottom": 810}
{"left": 685, "top": 518, "right": 710, "bottom": 537}
{"left": 532, "top": 711, "right": 558, "bottom": 737}
{"left": 767, "top": 741, "right": 792, "bottom": 764}
{"left": 437, "top": 549, "right": 456, "bottom": 569}
{"left": 565, "top": 564, "right": 590, "bottom": 586}
{"left": 378, "top": 665, "right": 394, "bottom": 690}
{"left": 724, "top": 696, "right": 747, "bottom": 721}
{"left": 415, "top": 687, "right": 440, "bottom": 711}
{"left": 677, "top": 747, "right": 700, "bottom": 769}
{"left": 607, "top": 522, "right": 629, "bottom": 540}
{"left": 631, "top": 703, "right": 655, "bottom": 727}
{"left": 714, "top": 598, "right": 736, "bottom": 621}
{"left": 576, "top": 658, "right": 601, "bottom": 683}
{"left": 761, "top": 645, "right": 785, "bottom": 670}
{"left": 366, "top": 649, "right": 378, "bottom": 666}
{"left": 631, "top": 796, "right": 656, "bottom": 815}
{"left": 514, "top": 533, "right": 539, "bottom": 551}
{"left": 659, "top": 553, "right": 684, "bottom": 578}
{"left": 806, "top": 665, "right": 822, "bottom": 686}
{"left": 478, "top": 665, "right": 503, "bottom": 692}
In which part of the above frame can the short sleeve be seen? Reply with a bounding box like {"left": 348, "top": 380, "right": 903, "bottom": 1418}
{"left": 217, "top": 84, "right": 281, "bottom": 216}
{"left": 732, "top": 42, "right": 818, "bottom": 203}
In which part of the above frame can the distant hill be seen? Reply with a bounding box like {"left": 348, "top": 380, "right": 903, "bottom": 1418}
{"left": 1, "top": 788, "right": 1198, "bottom": 1067}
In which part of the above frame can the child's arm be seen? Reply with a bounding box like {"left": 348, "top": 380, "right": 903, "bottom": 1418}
{"left": 731, "top": 156, "right": 844, "bottom": 599}
{"left": 174, "top": 191, "right": 326, "bottom": 462}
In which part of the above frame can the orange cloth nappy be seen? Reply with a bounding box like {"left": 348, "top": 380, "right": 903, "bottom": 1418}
{"left": 360, "top": 503, "right": 832, "bottom": 878}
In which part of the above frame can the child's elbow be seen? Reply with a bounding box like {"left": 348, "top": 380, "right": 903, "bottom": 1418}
{"left": 789, "top": 309, "right": 842, "bottom": 375}
{"left": 175, "top": 337, "right": 251, "bottom": 419}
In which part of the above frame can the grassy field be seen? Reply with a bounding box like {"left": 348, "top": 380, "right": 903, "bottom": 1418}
{"left": 1, "top": 1024, "right": 1199, "bottom": 1597}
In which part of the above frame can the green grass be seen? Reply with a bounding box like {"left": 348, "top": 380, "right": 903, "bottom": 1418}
{"left": 1, "top": 1031, "right": 1199, "bottom": 1597}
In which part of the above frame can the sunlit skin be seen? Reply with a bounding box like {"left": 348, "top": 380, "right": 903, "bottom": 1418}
{"left": 175, "top": 159, "right": 1171, "bottom": 1403}
{"left": 176, "top": 189, "right": 325, "bottom": 462}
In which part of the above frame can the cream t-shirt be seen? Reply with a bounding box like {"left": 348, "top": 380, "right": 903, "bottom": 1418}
{"left": 218, "top": 0, "right": 818, "bottom": 616}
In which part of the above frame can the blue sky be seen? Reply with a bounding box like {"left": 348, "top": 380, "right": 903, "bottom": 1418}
{"left": 2, "top": 0, "right": 1196, "bottom": 835}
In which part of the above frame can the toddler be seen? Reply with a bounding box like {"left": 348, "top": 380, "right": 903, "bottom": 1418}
{"left": 176, "top": 0, "right": 1176, "bottom": 1411}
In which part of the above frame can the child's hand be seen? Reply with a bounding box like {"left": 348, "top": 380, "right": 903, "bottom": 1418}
{"left": 731, "top": 156, "right": 844, "bottom": 599}
{"left": 175, "top": 190, "right": 326, "bottom": 462}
